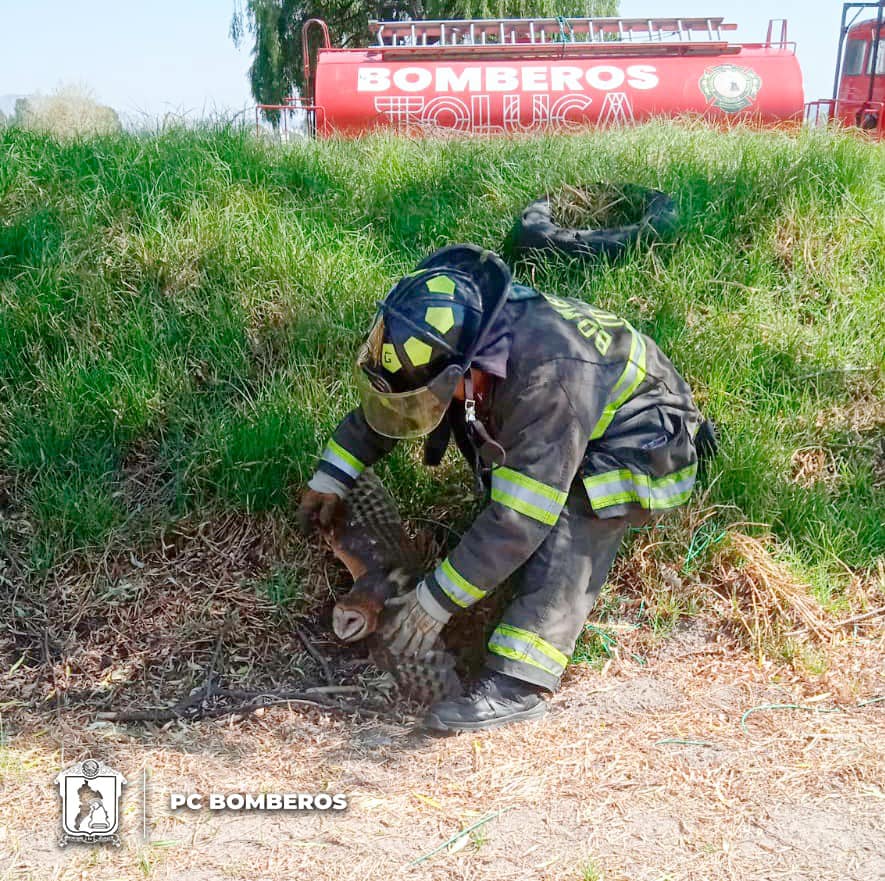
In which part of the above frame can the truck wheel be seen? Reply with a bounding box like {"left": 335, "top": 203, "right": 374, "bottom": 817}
{"left": 509, "top": 184, "right": 678, "bottom": 260}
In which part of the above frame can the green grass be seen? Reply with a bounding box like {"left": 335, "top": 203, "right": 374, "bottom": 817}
{"left": 0, "top": 121, "right": 882, "bottom": 587}
{"left": 578, "top": 859, "right": 604, "bottom": 881}
{"left": 253, "top": 564, "right": 305, "bottom": 607}
{"left": 571, "top": 623, "right": 620, "bottom": 667}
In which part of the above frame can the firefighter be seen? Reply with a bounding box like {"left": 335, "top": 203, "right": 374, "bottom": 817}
{"left": 299, "top": 244, "right": 706, "bottom": 731}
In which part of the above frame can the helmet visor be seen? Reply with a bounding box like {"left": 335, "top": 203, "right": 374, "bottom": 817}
{"left": 355, "top": 321, "right": 462, "bottom": 439}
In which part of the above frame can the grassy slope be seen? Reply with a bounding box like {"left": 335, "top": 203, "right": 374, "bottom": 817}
{"left": 0, "top": 122, "right": 882, "bottom": 593}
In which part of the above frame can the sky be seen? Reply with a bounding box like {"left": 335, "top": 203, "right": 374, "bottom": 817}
{"left": 0, "top": 0, "right": 853, "bottom": 119}
{"left": 0, "top": 0, "right": 254, "bottom": 120}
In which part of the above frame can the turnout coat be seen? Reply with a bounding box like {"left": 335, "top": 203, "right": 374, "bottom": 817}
{"left": 313, "top": 284, "right": 702, "bottom": 618}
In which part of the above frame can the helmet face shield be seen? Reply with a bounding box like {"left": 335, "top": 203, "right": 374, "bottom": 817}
{"left": 352, "top": 246, "right": 514, "bottom": 440}
{"left": 355, "top": 322, "right": 463, "bottom": 439}
{"left": 355, "top": 367, "right": 457, "bottom": 439}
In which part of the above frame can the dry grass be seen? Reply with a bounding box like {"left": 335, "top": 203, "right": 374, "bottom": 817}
{"left": 816, "top": 397, "right": 885, "bottom": 436}
{"left": 601, "top": 502, "right": 875, "bottom": 663}
{"left": 1, "top": 502, "right": 882, "bottom": 881}
{"left": 547, "top": 183, "right": 646, "bottom": 229}
{"left": 1, "top": 512, "right": 339, "bottom": 719}
{"left": 2, "top": 619, "right": 882, "bottom": 881}
{"left": 790, "top": 447, "right": 838, "bottom": 488}
{"left": 772, "top": 207, "right": 840, "bottom": 276}
{"left": 705, "top": 531, "right": 832, "bottom": 655}
{"left": 4, "top": 502, "right": 880, "bottom": 728}
{"left": 0, "top": 513, "right": 875, "bottom": 724}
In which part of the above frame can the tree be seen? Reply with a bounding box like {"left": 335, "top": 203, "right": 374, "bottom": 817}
{"left": 231, "top": 0, "right": 618, "bottom": 110}
{"left": 13, "top": 84, "right": 121, "bottom": 138}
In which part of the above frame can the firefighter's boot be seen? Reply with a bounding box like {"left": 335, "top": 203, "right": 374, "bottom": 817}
{"left": 424, "top": 669, "right": 547, "bottom": 731}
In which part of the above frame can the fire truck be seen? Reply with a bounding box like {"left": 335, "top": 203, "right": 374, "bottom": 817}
{"left": 807, "top": 0, "right": 885, "bottom": 134}
{"left": 259, "top": 6, "right": 883, "bottom": 137}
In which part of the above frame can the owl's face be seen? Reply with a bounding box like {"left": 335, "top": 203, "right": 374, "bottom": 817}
{"left": 332, "top": 603, "right": 376, "bottom": 643}
{"left": 332, "top": 568, "right": 414, "bottom": 643}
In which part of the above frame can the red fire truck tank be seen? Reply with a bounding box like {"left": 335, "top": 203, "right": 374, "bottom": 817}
{"left": 302, "top": 16, "right": 804, "bottom": 136}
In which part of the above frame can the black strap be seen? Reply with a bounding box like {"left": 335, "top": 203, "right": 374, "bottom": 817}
{"left": 463, "top": 372, "right": 506, "bottom": 494}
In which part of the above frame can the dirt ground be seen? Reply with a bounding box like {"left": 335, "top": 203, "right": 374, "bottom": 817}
{"left": 2, "top": 618, "right": 883, "bottom": 881}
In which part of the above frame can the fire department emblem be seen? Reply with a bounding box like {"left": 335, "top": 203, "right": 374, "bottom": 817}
{"left": 55, "top": 758, "right": 126, "bottom": 846}
{"left": 699, "top": 64, "right": 762, "bottom": 113}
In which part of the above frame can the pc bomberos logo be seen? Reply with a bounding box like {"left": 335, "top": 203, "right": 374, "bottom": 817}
{"left": 699, "top": 64, "right": 762, "bottom": 113}
{"left": 55, "top": 758, "right": 126, "bottom": 846}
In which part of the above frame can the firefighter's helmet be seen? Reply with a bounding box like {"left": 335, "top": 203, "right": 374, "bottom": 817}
{"left": 356, "top": 245, "right": 511, "bottom": 439}
{"left": 373, "top": 267, "right": 484, "bottom": 392}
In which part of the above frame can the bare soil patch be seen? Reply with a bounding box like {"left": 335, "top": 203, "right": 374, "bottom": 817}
{"left": 1, "top": 622, "right": 883, "bottom": 881}
{"left": 1, "top": 510, "right": 883, "bottom": 880}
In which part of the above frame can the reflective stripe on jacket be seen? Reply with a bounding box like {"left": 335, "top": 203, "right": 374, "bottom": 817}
{"left": 314, "top": 287, "right": 701, "bottom": 615}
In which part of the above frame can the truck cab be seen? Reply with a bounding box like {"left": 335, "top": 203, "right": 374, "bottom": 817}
{"left": 808, "top": 2, "right": 885, "bottom": 133}
{"left": 838, "top": 16, "right": 885, "bottom": 128}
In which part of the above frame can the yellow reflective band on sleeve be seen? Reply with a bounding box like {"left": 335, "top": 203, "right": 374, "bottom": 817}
{"left": 583, "top": 462, "right": 697, "bottom": 512}
{"left": 491, "top": 466, "right": 568, "bottom": 526}
{"left": 321, "top": 439, "right": 366, "bottom": 480}
{"left": 488, "top": 623, "right": 569, "bottom": 678}
{"left": 433, "top": 558, "right": 485, "bottom": 608}
{"left": 589, "top": 330, "right": 647, "bottom": 441}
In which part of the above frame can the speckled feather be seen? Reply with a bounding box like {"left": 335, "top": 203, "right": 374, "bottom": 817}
{"left": 324, "top": 470, "right": 462, "bottom": 705}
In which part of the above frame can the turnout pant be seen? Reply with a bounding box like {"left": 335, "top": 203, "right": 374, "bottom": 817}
{"left": 485, "top": 484, "right": 650, "bottom": 691}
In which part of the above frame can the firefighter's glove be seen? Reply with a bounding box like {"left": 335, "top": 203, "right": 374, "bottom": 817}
{"left": 381, "top": 581, "right": 451, "bottom": 657}
{"left": 297, "top": 487, "right": 346, "bottom": 535}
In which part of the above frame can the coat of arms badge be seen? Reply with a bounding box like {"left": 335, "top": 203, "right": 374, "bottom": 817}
{"left": 699, "top": 64, "right": 763, "bottom": 113}
{"left": 55, "top": 758, "right": 126, "bottom": 846}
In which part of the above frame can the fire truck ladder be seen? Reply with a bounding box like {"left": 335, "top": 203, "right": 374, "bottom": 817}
{"left": 369, "top": 16, "right": 744, "bottom": 59}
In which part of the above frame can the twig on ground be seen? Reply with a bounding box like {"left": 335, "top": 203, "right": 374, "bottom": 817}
{"left": 204, "top": 620, "right": 230, "bottom": 700}
{"left": 294, "top": 624, "right": 335, "bottom": 685}
{"left": 829, "top": 606, "right": 885, "bottom": 629}
{"left": 200, "top": 695, "right": 343, "bottom": 720}
{"left": 304, "top": 685, "right": 362, "bottom": 695}
{"left": 95, "top": 686, "right": 212, "bottom": 723}
{"left": 93, "top": 682, "right": 398, "bottom": 724}
{"left": 740, "top": 702, "right": 842, "bottom": 733}
{"left": 409, "top": 807, "right": 515, "bottom": 867}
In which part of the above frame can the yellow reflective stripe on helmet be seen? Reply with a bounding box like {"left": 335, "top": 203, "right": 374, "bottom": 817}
{"left": 425, "top": 275, "right": 456, "bottom": 295}
{"left": 488, "top": 623, "right": 568, "bottom": 678}
{"left": 321, "top": 439, "right": 366, "bottom": 480}
{"left": 403, "top": 336, "right": 433, "bottom": 367}
{"left": 589, "top": 330, "right": 647, "bottom": 441}
{"left": 433, "top": 558, "right": 485, "bottom": 608}
{"left": 583, "top": 462, "right": 697, "bottom": 511}
{"left": 491, "top": 466, "right": 567, "bottom": 526}
{"left": 424, "top": 305, "right": 455, "bottom": 334}
{"left": 381, "top": 342, "right": 402, "bottom": 373}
